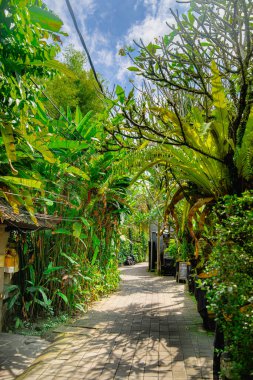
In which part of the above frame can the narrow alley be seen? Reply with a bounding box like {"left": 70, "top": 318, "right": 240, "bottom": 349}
{"left": 16, "top": 263, "right": 213, "bottom": 380}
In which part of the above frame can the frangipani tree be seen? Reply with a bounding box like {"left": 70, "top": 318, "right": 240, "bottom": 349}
{"left": 114, "top": 1, "right": 252, "bottom": 179}
{"left": 100, "top": 0, "right": 253, "bottom": 249}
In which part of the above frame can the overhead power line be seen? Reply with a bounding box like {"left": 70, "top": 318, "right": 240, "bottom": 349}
{"left": 65, "top": 0, "right": 105, "bottom": 96}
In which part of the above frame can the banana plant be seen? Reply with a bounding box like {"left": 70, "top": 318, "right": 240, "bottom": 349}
{"left": 0, "top": 0, "right": 76, "bottom": 217}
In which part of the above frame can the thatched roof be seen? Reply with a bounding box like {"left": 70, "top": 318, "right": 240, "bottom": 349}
{"left": 0, "top": 199, "right": 55, "bottom": 231}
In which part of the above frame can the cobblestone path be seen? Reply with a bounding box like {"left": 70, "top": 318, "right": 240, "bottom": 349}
{"left": 0, "top": 334, "right": 48, "bottom": 379}
{"left": 17, "top": 263, "right": 214, "bottom": 380}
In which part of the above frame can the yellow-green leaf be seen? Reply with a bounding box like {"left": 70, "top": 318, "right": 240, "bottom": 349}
{"left": 22, "top": 190, "right": 38, "bottom": 225}
{"left": 29, "top": 6, "right": 63, "bottom": 33}
{"left": 61, "top": 164, "right": 90, "bottom": 181}
{"left": 211, "top": 61, "right": 228, "bottom": 110}
{"left": 24, "top": 134, "right": 56, "bottom": 164}
{"left": 48, "top": 139, "right": 88, "bottom": 151}
{"left": 73, "top": 222, "right": 82, "bottom": 238}
{"left": 151, "top": 107, "right": 180, "bottom": 125}
{"left": 0, "top": 176, "right": 42, "bottom": 189}
{"left": 1, "top": 123, "right": 16, "bottom": 163}
{"left": 3, "top": 193, "right": 20, "bottom": 214}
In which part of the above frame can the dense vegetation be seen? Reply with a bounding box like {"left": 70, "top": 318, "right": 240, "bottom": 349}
{"left": 206, "top": 192, "right": 253, "bottom": 379}
{"left": 1, "top": 0, "right": 129, "bottom": 325}
{"left": 1, "top": 1, "right": 252, "bottom": 379}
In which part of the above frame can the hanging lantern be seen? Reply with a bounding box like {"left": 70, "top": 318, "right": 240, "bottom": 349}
{"left": 4, "top": 248, "right": 19, "bottom": 273}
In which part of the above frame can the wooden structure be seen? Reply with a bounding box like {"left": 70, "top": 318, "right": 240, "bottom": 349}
{"left": 0, "top": 199, "right": 54, "bottom": 330}
{"left": 149, "top": 222, "right": 174, "bottom": 274}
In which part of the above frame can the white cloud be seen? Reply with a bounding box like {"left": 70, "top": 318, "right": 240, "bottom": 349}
{"left": 44, "top": 0, "right": 97, "bottom": 51}
{"left": 95, "top": 49, "right": 114, "bottom": 67}
{"left": 45, "top": 0, "right": 113, "bottom": 68}
{"left": 115, "top": 53, "right": 132, "bottom": 83}
{"left": 88, "top": 29, "right": 109, "bottom": 54}
{"left": 44, "top": 0, "right": 188, "bottom": 88}
{"left": 126, "top": 0, "right": 177, "bottom": 44}
{"left": 143, "top": 0, "right": 159, "bottom": 16}
{"left": 46, "top": 0, "right": 95, "bottom": 19}
{"left": 127, "top": 15, "right": 174, "bottom": 45}
{"left": 115, "top": 0, "right": 179, "bottom": 83}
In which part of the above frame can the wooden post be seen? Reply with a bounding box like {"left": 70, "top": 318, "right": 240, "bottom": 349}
{"left": 0, "top": 225, "right": 10, "bottom": 331}
{"left": 157, "top": 221, "right": 161, "bottom": 274}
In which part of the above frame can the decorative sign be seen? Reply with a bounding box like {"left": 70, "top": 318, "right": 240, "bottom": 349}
{"left": 178, "top": 262, "right": 188, "bottom": 281}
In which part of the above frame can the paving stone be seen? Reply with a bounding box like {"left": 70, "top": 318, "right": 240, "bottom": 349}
{"left": 10, "top": 263, "right": 214, "bottom": 380}
{"left": 159, "top": 373, "right": 173, "bottom": 380}
{"left": 128, "top": 374, "right": 143, "bottom": 380}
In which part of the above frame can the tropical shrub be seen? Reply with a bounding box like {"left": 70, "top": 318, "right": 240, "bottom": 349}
{"left": 6, "top": 228, "right": 121, "bottom": 325}
{"left": 178, "top": 236, "right": 194, "bottom": 262}
{"left": 133, "top": 231, "right": 147, "bottom": 263}
{"left": 164, "top": 239, "right": 178, "bottom": 259}
{"left": 0, "top": 0, "right": 65, "bottom": 212}
{"left": 206, "top": 192, "right": 253, "bottom": 379}
{"left": 1, "top": 1, "right": 128, "bottom": 328}
{"left": 43, "top": 45, "right": 104, "bottom": 118}
{"left": 100, "top": 0, "right": 253, "bottom": 264}
{"left": 119, "top": 229, "right": 147, "bottom": 264}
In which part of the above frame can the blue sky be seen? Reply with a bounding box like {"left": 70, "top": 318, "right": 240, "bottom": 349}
{"left": 44, "top": 0, "right": 187, "bottom": 89}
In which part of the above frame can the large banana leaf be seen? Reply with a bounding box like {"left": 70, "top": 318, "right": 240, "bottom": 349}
{"left": 48, "top": 139, "right": 88, "bottom": 151}
{"left": 235, "top": 106, "right": 253, "bottom": 181}
{"left": 76, "top": 111, "right": 94, "bottom": 137}
{"left": 60, "top": 164, "right": 90, "bottom": 181}
{"left": 0, "top": 186, "right": 38, "bottom": 223}
{"left": 29, "top": 6, "right": 63, "bottom": 33}
{"left": 24, "top": 133, "right": 56, "bottom": 164}
{"left": 3, "top": 192, "right": 21, "bottom": 214}
{"left": 20, "top": 189, "right": 38, "bottom": 225}
{"left": 210, "top": 61, "right": 230, "bottom": 156}
{"left": 0, "top": 176, "right": 42, "bottom": 189}
{"left": 1, "top": 124, "right": 16, "bottom": 164}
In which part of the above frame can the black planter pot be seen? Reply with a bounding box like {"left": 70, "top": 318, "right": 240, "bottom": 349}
{"left": 161, "top": 257, "right": 176, "bottom": 276}
{"left": 213, "top": 323, "right": 224, "bottom": 380}
{"left": 194, "top": 277, "right": 215, "bottom": 331}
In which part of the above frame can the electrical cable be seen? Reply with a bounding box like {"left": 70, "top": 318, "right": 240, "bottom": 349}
{"left": 2, "top": 2, "right": 111, "bottom": 220}
{"left": 65, "top": 0, "right": 105, "bottom": 96}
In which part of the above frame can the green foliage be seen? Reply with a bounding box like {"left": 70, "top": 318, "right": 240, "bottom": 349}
{"left": 102, "top": 2, "right": 253, "bottom": 301}
{"left": 105, "top": 1, "right": 253, "bottom": 252}
{"left": 3, "top": 99, "right": 131, "bottom": 324}
{"left": 117, "top": 180, "right": 153, "bottom": 265}
{"left": 133, "top": 232, "right": 147, "bottom": 263}
{"left": 178, "top": 236, "right": 194, "bottom": 261}
{"left": 7, "top": 227, "right": 121, "bottom": 323}
{"left": 165, "top": 239, "right": 178, "bottom": 259}
{"left": 0, "top": 0, "right": 62, "bottom": 136}
{"left": 6, "top": 263, "right": 54, "bottom": 319}
{"left": 6, "top": 8, "right": 253, "bottom": 372}
{"left": 119, "top": 229, "right": 147, "bottom": 264}
{"left": 43, "top": 45, "right": 104, "bottom": 118}
{"left": 1, "top": 1, "right": 129, "bottom": 329}
{"left": 205, "top": 192, "right": 253, "bottom": 379}
{"left": 0, "top": 0, "right": 64, "bottom": 213}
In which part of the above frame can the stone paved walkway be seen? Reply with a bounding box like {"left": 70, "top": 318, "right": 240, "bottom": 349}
{"left": 16, "top": 263, "right": 214, "bottom": 380}
{"left": 0, "top": 333, "right": 48, "bottom": 379}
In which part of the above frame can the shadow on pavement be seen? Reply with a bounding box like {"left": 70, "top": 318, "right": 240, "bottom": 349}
{"left": 15, "top": 263, "right": 214, "bottom": 380}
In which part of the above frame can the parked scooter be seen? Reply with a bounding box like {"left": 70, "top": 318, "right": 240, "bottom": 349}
{"left": 124, "top": 254, "right": 136, "bottom": 266}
